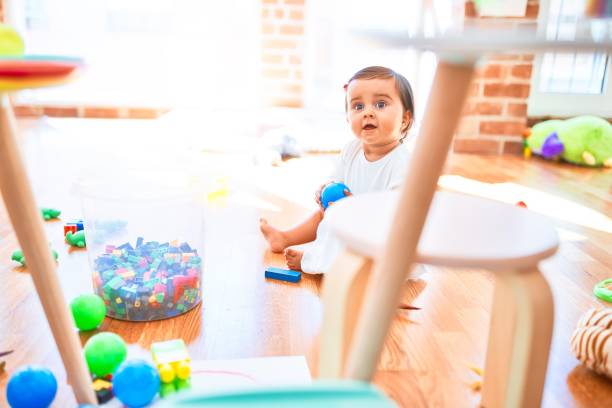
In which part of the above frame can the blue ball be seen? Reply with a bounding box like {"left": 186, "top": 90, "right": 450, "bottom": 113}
{"left": 320, "top": 182, "right": 351, "bottom": 209}
{"left": 6, "top": 365, "right": 57, "bottom": 408}
{"left": 113, "top": 360, "right": 160, "bottom": 407}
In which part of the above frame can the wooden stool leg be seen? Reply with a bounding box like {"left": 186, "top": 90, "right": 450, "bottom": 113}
{"left": 482, "top": 268, "right": 554, "bottom": 408}
{"left": 0, "top": 95, "right": 97, "bottom": 404}
{"left": 318, "top": 250, "right": 373, "bottom": 379}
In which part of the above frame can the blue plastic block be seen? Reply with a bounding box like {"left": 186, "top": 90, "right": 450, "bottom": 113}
{"left": 66, "top": 219, "right": 84, "bottom": 231}
{"left": 265, "top": 267, "right": 301, "bottom": 283}
{"left": 118, "top": 242, "right": 134, "bottom": 251}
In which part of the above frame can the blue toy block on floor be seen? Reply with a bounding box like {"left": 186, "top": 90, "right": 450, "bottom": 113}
{"left": 265, "top": 267, "right": 301, "bottom": 283}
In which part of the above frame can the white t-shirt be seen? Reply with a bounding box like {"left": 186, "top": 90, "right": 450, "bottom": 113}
{"left": 332, "top": 139, "right": 411, "bottom": 193}
{"left": 301, "top": 139, "right": 411, "bottom": 274}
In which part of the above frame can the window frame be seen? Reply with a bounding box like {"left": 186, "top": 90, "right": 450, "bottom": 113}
{"left": 527, "top": 0, "right": 612, "bottom": 117}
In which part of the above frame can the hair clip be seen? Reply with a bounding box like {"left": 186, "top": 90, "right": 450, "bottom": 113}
{"left": 343, "top": 83, "right": 348, "bottom": 91}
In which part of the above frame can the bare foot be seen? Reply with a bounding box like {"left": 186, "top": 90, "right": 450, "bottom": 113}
{"left": 260, "top": 218, "right": 289, "bottom": 253}
{"left": 284, "top": 248, "right": 303, "bottom": 271}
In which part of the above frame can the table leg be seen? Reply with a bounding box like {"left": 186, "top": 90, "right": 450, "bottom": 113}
{"left": 0, "top": 93, "right": 97, "bottom": 405}
{"left": 345, "top": 61, "right": 476, "bottom": 380}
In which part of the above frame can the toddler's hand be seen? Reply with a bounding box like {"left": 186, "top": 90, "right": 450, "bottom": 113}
{"left": 317, "top": 186, "right": 353, "bottom": 211}
{"left": 323, "top": 188, "right": 352, "bottom": 208}
{"left": 315, "top": 182, "right": 331, "bottom": 210}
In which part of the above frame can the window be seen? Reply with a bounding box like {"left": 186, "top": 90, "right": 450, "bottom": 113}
{"left": 539, "top": 52, "right": 608, "bottom": 94}
{"left": 528, "top": 0, "right": 612, "bottom": 116}
{"left": 6, "top": 0, "right": 261, "bottom": 108}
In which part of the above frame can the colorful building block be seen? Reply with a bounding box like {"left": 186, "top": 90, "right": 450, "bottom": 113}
{"left": 93, "top": 238, "right": 201, "bottom": 321}
{"left": 64, "top": 224, "right": 77, "bottom": 236}
{"left": 159, "top": 379, "right": 191, "bottom": 398}
{"left": 92, "top": 376, "right": 113, "bottom": 404}
{"left": 63, "top": 219, "right": 84, "bottom": 237}
{"left": 265, "top": 266, "right": 301, "bottom": 283}
{"left": 151, "top": 339, "right": 191, "bottom": 384}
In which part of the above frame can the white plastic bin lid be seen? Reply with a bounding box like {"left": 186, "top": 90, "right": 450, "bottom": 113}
{"left": 76, "top": 167, "right": 204, "bottom": 202}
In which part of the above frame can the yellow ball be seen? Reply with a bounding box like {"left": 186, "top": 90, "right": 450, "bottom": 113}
{"left": 176, "top": 361, "right": 190, "bottom": 380}
{"left": 158, "top": 363, "right": 175, "bottom": 383}
{"left": 0, "top": 24, "right": 24, "bottom": 56}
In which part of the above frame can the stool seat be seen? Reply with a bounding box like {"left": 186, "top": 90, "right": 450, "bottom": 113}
{"left": 326, "top": 190, "right": 559, "bottom": 270}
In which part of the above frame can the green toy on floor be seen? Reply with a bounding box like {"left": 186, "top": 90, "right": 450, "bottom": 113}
{"left": 524, "top": 115, "right": 612, "bottom": 167}
{"left": 65, "top": 230, "right": 86, "bottom": 248}
{"left": 41, "top": 207, "right": 61, "bottom": 220}
{"left": 11, "top": 248, "right": 58, "bottom": 266}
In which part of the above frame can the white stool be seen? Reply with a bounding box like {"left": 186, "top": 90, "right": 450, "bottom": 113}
{"left": 320, "top": 190, "right": 559, "bottom": 407}
{"left": 312, "top": 26, "right": 611, "bottom": 408}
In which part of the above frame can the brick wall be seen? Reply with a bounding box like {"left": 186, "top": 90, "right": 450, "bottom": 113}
{"left": 12, "top": 105, "right": 170, "bottom": 119}
{"left": 261, "top": 0, "right": 305, "bottom": 108}
{"left": 6, "top": 0, "right": 545, "bottom": 156}
{"left": 454, "top": 0, "right": 539, "bottom": 154}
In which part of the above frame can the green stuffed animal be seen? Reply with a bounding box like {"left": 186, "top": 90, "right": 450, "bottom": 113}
{"left": 524, "top": 115, "right": 612, "bottom": 167}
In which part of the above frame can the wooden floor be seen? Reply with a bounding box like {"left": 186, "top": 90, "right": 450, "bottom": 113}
{"left": 0, "top": 117, "right": 611, "bottom": 407}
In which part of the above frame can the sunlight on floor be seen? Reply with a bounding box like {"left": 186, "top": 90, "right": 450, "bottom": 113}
{"left": 227, "top": 192, "right": 284, "bottom": 213}
{"left": 439, "top": 175, "right": 612, "bottom": 235}
{"left": 555, "top": 228, "right": 588, "bottom": 242}
{"left": 243, "top": 156, "right": 336, "bottom": 211}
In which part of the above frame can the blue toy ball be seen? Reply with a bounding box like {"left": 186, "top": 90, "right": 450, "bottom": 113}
{"left": 6, "top": 365, "right": 57, "bottom": 408}
{"left": 113, "top": 360, "right": 160, "bottom": 407}
{"left": 320, "top": 182, "right": 351, "bottom": 209}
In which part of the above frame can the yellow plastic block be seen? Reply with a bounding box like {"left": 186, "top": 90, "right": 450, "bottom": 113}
{"left": 159, "top": 363, "right": 175, "bottom": 383}
{"left": 176, "top": 360, "right": 191, "bottom": 380}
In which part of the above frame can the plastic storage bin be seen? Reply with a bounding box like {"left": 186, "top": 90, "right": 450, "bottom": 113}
{"left": 79, "top": 173, "right": 203, "bottom": 321}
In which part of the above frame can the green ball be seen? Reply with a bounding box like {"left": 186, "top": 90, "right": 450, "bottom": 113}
{"left": 84, "top": 332, "right": 127, "bottom": 377}
{"left": 70, "top": 294, "right": 106, "bottom": 331}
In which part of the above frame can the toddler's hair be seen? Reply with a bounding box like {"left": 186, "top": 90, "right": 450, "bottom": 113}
{"left": 345, "top": 66, "right": 415, "bottom": 139}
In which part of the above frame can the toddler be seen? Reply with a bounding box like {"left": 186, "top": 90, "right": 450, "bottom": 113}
{"left": 261, "top": 66, "right": 415, "bottom": 273}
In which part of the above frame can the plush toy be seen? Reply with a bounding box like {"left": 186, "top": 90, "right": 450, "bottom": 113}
{"left": 524, "top": 115, "right": 612, "bottom": 167}
{"left": 570, "top": 308, "right": 612, "bottom": 379}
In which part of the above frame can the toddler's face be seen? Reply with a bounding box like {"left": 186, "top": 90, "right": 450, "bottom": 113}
{"left": 346, "top": 78, "right": 410, "bottom": 149}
